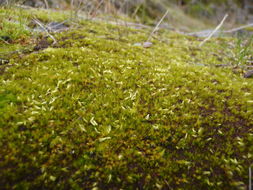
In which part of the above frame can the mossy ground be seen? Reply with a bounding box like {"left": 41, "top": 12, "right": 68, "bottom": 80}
{"left": 0, "top": 6, "right": 253, "bottom": 190}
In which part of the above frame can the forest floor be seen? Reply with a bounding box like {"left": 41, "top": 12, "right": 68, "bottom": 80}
{"left": 0, "top": 6, "right": 253, "bottom": 190}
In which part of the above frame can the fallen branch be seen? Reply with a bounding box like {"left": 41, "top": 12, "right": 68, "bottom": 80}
{"left": 33, "top": 18, "right": 57, "bottom": 45}
{"left": 199, "top": 14, "right": 228, "bottom": 47}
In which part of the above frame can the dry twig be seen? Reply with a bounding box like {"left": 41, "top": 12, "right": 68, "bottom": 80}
{"left": 147, "top": 9, "right": 170, "bottom": 42}
{"left": 224, "top": 23, "right": 253, "bottom": 33}
{"left": 33, "top": 18, "right": 57, "bottom": 45}
{"left": 199, "top": 14, "right": 228, "bottom": 47}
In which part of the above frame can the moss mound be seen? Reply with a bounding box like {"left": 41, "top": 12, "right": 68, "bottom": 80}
{"left": 0, "top": 7, "right": 253, "bottom": 190}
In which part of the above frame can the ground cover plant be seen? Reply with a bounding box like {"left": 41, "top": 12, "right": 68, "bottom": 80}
{"left": 0, "top": 6, "right": 253, "bottom": 190}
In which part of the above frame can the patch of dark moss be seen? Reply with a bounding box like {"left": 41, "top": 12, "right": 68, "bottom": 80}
{"left": 33, "top": 36, "right": 52, "bottom": 51}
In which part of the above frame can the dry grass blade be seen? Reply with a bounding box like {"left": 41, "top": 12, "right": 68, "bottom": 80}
{"left": 199, "top": 14, "right": 228, "bottom": 47}
{"left": 0, "top": 38, "right": 10, "bottom": 44}
{"left": 224, "top": 23, "right": 253, "bottom": 33}
{"left": 147, "top": 9, "right": 169, "bottom": 42}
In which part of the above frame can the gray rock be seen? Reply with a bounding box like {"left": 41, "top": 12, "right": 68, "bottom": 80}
{"left": 244, "top": 70, "right": 253, "bottom": 78}
{"left": 143, "top": 41, "right": 153, "bottom": 48}
{"left": 133, "top": 42, "right": 153, "bottom": 48}
{"left": 133, "top": 43, "right": 142, "bottom": 47}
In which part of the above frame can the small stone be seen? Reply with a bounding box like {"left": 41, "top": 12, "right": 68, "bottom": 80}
{"left": 143, "top": 41, "right": 153, "bottom": 48}
{"left": 244, "top": 70, "right": 253, "bottom": 78}
{"left": 133, "top": 42, "right": 153, "bottom": 48}
{"left": 133, "top": 43, "right": 142, "bottom": 47}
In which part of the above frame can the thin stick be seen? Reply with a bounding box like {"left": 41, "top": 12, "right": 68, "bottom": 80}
{"left": 0, "top": 38, "right": 10, "bottom": 45}
{"left": 147, "top": 9, "right": 169, "bottom": 42}
{"left": 33, "top": 19, "right": 57, "bottom": 45}
{"left": 199, "top": 14, "right": 228, "bottom": 47}
{"left": 131, "top": 4, "right": 142, "bottom": 18}
{"left": 224, "top": 23, "right": 253, "bottom": 33}
{"left": 43, "top": 0, "right": 49, "bottom": 9}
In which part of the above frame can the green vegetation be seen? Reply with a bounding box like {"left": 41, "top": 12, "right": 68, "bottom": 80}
{"left": 0, "top": 6, "right": 253, "bottom": 190}
{"left": 234, "top": 36, "right": 253, "bottom": 66}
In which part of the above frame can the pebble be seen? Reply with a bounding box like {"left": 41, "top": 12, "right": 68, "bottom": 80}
{"left": 143, "top": 41, "right": 153, "bottom": 48}
{"left": 244, "top": 70, "right": 253, "bottom": 78}
{"left": 133, "top": 42, "right": 153, "bottom": 48}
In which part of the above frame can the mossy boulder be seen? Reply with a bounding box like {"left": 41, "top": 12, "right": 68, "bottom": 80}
{"left": 0, "top": 7, "right": 253, "bottom": 190}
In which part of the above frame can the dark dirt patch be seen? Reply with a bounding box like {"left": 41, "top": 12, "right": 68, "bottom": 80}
{"left": 0, "top": 36, "right": 12, "bottom": 43}
{"left": 0, "top": 58, "right": 9, "bottom": 65}
{"left": 87, "top": 29, "right": 97, "bottom": 34}
{"left": 33, "top": 36, "right": 52, "bottom": 51}
{"left": 244, "top": 70, "right": 253, "bottom": 78}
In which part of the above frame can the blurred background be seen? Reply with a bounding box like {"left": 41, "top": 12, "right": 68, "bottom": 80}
{"left": 1, "top": 0, "right": 253, "bottom": 30}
